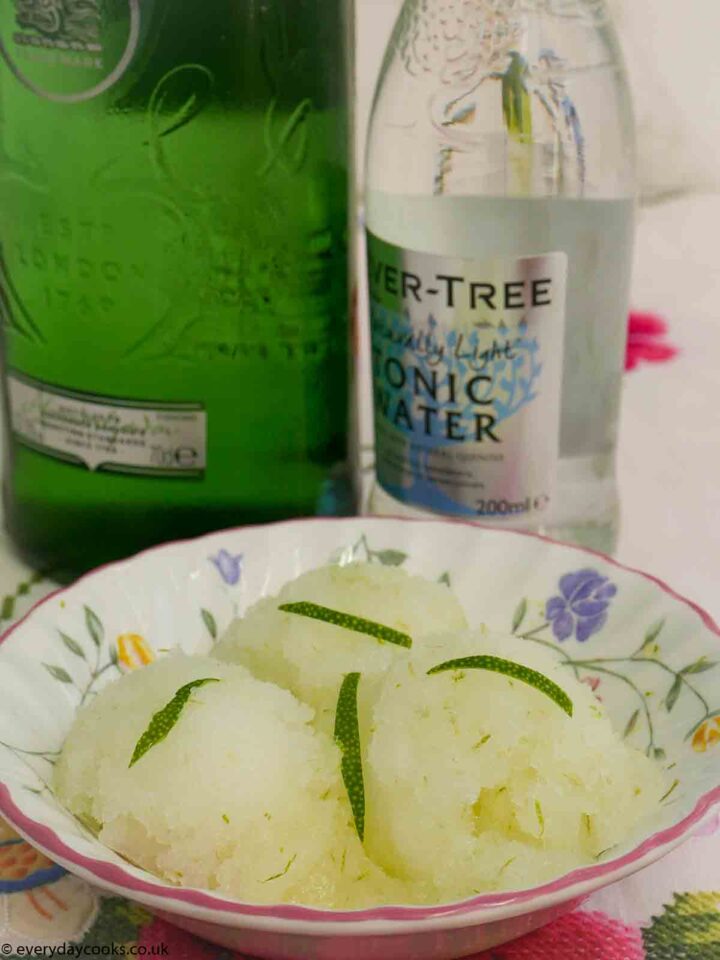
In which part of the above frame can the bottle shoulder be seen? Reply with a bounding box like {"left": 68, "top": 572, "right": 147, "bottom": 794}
{"left": 366, "top": 0, "right": 634, "bottom": 200}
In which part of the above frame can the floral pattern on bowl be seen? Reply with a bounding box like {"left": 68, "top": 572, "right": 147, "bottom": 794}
{"left": 0, "top": 518, "right": 719, "bottom": 960}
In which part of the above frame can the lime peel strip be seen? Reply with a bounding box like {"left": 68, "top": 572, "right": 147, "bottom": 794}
{"left": 130, "top": 678, "right": 220, "bottom": 767}
{"left": 427, "top": 656, "right": 573, "bottom": 717}
{"left": 279, "top": 601, "right": 412, "bottom": 649}
{"left": 334, "top": 672, "right": 365, "bottom": 842}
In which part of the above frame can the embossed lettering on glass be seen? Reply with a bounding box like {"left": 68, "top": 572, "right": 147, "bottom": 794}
{"left": 0, "top": 0, "right": 353, "bottom": 578}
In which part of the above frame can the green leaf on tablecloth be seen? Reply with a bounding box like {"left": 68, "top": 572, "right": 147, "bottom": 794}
{"left": 84, "top": 606, "right": 104, "bottom": 647}
{"left": 44, "top": 663, "right": 74, "bottom": 684}
{"left": 643, "top": 891, "right": 720, "bottom": 959}
{"left": 1, "top": 595, "right": 15, "bottom": 620}
{"left": 438, "top": 571, "right": 452, "bottom": 587}
{"left": 0, "top": 572, "right": 45, "bottom": 629}
{"left": 79, "top": 897, "right": 152, "bottom": 949}
{"left": 17, "top": 575, "right": 43, "bottom": 596}
{"left": 60, "top": 632, "right": 86, "bottom": 659}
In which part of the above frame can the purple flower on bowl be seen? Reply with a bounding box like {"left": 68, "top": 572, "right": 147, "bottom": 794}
{"left": 209, "top": 550, "right": 243, "bottom": 586}
{"left": 546, "top": 569, "right": 617, "bottom": 643}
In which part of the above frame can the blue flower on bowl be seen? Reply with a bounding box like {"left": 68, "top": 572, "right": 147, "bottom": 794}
{"left": 209, "top": 550, "right": 243, "bottom": 586}
{"left": 546, "top": 569, "right": 618, "bottom": 643}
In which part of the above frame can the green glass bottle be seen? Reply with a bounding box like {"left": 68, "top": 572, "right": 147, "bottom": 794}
{"left": 0, "top": 0, "right": 353, "bottom": 580}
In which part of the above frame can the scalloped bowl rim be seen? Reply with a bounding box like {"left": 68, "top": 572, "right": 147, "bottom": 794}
{"left": 0, "top": 516, "right": 719, "bottom": 933}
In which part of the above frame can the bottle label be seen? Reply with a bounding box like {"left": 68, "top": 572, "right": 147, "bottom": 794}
{"left": 0, "top": 0, "right": 140, "bottom": 103}
{"left": 7, "top": 371, "right": 206, "bottom": 478}
{"left": 367, "top": 232, "right": 567, "bottom": 522}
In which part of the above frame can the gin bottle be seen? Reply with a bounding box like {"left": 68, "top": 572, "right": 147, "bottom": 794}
{"left": 0, "top": 0, "right": 353, "bottom": 579}
{"left": 365, "top": 0, "right": 635, "bottom": 553}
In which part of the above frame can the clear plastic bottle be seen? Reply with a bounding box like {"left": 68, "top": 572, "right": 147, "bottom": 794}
{"left": 365, "top": 0, "right": 635, "bottom": 554}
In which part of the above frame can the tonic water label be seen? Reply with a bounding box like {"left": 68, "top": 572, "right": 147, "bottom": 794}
{"left": 368, "top": 232, "right": 567, "bottom": 523}
{"left": 7, "top": 371, "right": 206, "bottom": 478}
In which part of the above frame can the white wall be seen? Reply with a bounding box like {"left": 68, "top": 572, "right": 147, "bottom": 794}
{"left": 610, "top": 0, "right": 720, "bottom": 199}
{"left": 355, "top": 0, "right": 399, "bottom": 174}
{"left": 355, "top": 0, "right": 720, "bottom": 200}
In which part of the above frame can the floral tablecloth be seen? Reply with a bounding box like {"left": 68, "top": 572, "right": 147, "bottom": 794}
{"left": 0, "top": 527, "right": 719, "bottom": 959}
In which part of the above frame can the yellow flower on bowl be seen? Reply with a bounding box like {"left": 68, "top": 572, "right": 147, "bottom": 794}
{"left": 117, "top": 634, "right": 155, "bottom": 672}
{"left": 692, "top": 717, "right": 720, "bottom": 753}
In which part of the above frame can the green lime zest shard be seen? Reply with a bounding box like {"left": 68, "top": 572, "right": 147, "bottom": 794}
{"left": 279, "top": 601, "right": 412, "bottom": 649}
{"left": 130, "top": 678, "right": 220, "bottom": 768}
{"left": 334, "top": 672, "right": 365, "bottom": 842}
{"left": 262, "top": 853, "right": 297, "bottom": 883}
{"left": 427, "top": 656, "right": 573, "bottom": 717}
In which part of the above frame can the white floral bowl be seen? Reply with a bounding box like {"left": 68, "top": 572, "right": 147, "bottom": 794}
{"left": 1, "top": 518, "right": 719, "bottom": 960}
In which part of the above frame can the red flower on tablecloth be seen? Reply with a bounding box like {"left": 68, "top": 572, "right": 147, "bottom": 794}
{"left": 139, "top": 916, "right": 252, "bottom": 959}
{"left": 626, "top": 312, "right": 678, "bottom": 372}
{"left": 134, "top": 911, "right": 647, "bottom": 960}
{"left": 475, "top": 909, "right": 645, "bottom": 959}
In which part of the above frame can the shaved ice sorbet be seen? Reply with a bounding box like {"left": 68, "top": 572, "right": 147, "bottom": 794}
{"left": 213, "top": 562, "right": 468, "bottom": 722}
{"left": 55, "top": 562, "right": 667, "bottom": 908}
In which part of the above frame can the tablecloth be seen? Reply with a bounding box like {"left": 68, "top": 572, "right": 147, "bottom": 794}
{"left": 1, "top": 193, "right": 720, "bottom": 957}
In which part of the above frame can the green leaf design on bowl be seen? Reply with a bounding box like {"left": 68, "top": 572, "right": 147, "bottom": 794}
{"left": 44, "top": 664, "right": 74, "bottom": 684}
{"left": 84, "top": 606, "right": 104, "bottom": 648}
{"left": 201, "top": 608, "right": 218, "bottom": 640}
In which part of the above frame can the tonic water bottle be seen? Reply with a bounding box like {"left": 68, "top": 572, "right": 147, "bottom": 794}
{"left": 365, "top": 0, "right": 635, "bottom": 553}
{"left": 0, "top": 0, "right": 353, "bottom": 579}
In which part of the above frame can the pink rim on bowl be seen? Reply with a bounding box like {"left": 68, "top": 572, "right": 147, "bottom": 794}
{"left": 0, "top": 516, "right": 719, "bottom": 927}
